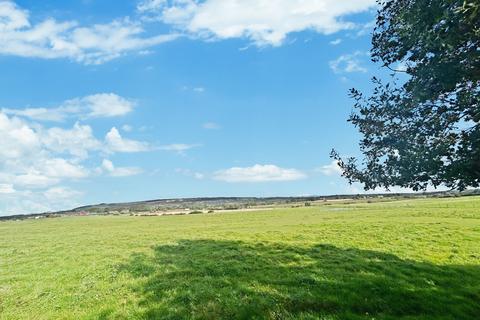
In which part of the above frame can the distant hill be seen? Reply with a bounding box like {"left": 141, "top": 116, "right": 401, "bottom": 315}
{"left": 2, "top": 189, "right": 479, "bottom": 221}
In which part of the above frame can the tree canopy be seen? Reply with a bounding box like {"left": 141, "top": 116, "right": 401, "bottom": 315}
{"left": 332, "top": 0, "right": 480, "bottom": 191}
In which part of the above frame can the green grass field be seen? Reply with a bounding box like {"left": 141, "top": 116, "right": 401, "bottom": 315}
{"left": 1, "top": 197, "right": 479, "bottom": 319}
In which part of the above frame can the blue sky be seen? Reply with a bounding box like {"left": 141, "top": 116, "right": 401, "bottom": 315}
{"left": 0, "top": 0, "right": 385, "bottom": 215}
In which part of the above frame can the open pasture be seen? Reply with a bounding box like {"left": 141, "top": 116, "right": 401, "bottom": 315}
{"left": 1, "top": 197, "right": 479, "bottom": 319}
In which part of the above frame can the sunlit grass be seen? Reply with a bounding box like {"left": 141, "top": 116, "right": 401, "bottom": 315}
{"left": 1, "top": 197, "right": 479, "bottom": 319}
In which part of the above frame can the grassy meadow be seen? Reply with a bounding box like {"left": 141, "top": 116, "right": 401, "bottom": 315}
{"left": 1, "top": 197, "right": 480, "bottom": 319}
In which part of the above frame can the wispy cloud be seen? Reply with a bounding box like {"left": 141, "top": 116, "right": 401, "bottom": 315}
{"left": 175, "top": 168, "right": 205, "bottom": 180}
{"left": 214, "top": 164, "right": 306, "bottom": 183}
{"left": 193, "top": 87, "right": 205, "bottom": 93}
{"left": 159, "top": 143, "right": 200, "bottom": 154}
{"left": 202, "top": 122, "right": 220, "bottom": 130}
{"left": 330, "top": 38, "right": 342, "bottom": 45}
{"left": 100, "top": 159, "right": 143, "bottom": 177}
{"left": 316, "top": 160, "right": 343, "bottom": 176}
{"left": 122, "top": 124, "right": 133, "bottom": 132}
{"left": 329, "top": 51, "right": 368, "bottom": 74}
{"left": 181, "top": 85, "right": 206, "bottom": 93}
{"left": 2, "top": 93, "right": 135, "bottom": 122}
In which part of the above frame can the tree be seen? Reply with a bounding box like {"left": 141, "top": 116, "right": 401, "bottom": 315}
{"left": 332, "top": 0, "right": 480, "bottom": 191}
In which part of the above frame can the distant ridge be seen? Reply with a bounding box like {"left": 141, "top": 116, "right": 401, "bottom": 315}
{"left": 2, "top": 189, "right": 479, "bottom": 220}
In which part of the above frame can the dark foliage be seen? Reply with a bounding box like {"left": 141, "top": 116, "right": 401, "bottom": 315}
{"left": 333, "top": 0, "right": 480, "bottom": 190}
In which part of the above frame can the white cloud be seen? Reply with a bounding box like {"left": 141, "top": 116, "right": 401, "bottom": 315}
{"left": 181, "top": 85, "right": 206, "bottom": 93}
{"left": 11, "top": 157, "right": 88, "bottom": 189}
{"left": 101, "top": 159, "right": 143, "bottom": 177}
{"left": 0, "top": 186, "right": 83, "bottom": 215}
{"left": 105, "top": 127, "right": 150, "bottom": 153}
{"left": 214, "top": 164, "right": 306, "bottom": 182}
{"left": 194, "top": 172, "right": 205, "bottom": 179}
{"left": 0, "top": 112, "right": 40, "bottom": 160}
{"left": 330, "top": 38, "right": 342, "bottom": 45}
{"left": 202, "top": 122, "right": 220, "bottom": 130}
{"left": 43, "top": 186, "right": 83, "bottom": 202}
{"left": 122, "top": 124, "right": 133, "bottom": 132}
{"left": 317, "top": 160, "right": 343, "bottom": 176}
{"left": 0, "top": 1, "right": 179, "bottom": 64}
{"left": 42, "top": 123, "right": 101, "bottom": 158}
{"left": 138, "top": 0, "right": 376, "bottom": 46}
{"left": 0, "top": 113, "right": 93, "bottom": 188}
{"left": 329, "top": 51, "right": 368, "bottom": 74}
{"left": 0, "top": 110, "right": 154, "bottom": 215}
{"left": 0, "top": 1, "right": 376, "bottom": 64}
{"left": 1, "top": 107, "right": 66, "bottom": 122}
{"left": 13, "top": 172, "right": 59, "bottom": 188}
{"left": 40, "top": 158, "right": 89, "bottom": 179}
{"left": 138, "top": 0, "right": 167, "bottom": 13}
{"left": 71, "top": 93, "right": 135, "bottom": 118}
{"left": 3, "top": 93, "right": 135, "bottom": 122}
{"left": 159, "top": 143, "right": 199, "bottom": 154}
{"left": 101, "top": 159, "right": 115, "bottom": 172}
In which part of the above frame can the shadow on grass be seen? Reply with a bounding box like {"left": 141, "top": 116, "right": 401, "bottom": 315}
{"left": 118, "top": 240, "right": 480, "bottom": 319}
